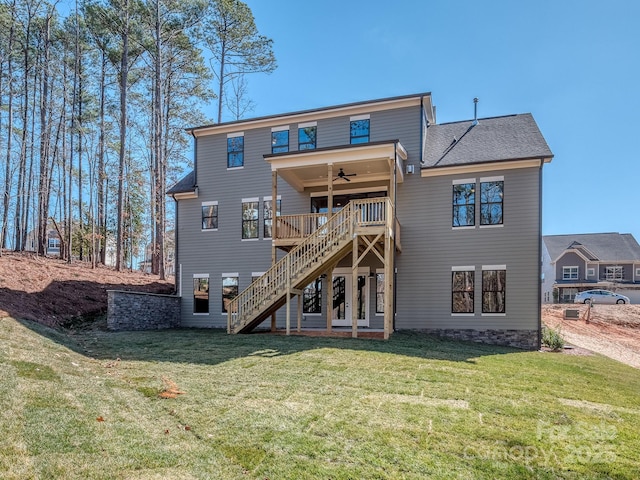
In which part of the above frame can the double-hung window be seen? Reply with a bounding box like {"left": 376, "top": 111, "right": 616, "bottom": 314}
{"left": 480, "top": 177, "right": 504, "bottom": 225}
{"left": 271, "top": 127, "right": 289, "bottom": 153}
{"left": 241, "top": 199, "right": 259, "bottom": 239}
{"left": 193, "top": 274, "right": 209, "bottom": 314}
{"left": 298, "top": 122, "right": 317, "bottom": 150}
{"left": 222, "top": 274, "right": 238, "bottom": 313}
{"left": 350, "top": 115, "right": 370, "bottom": 144}
{"left": 563, "top": 266, "right": 579, "bottom": 280}
{"left": 263, "top": 196, "right": 281, "bottom": 239}
{"left": 227, "top": 133, "right": 244, "bottom": 168}
{"left": 452, "top": 267, "right": 475, "bottom": 314}
{"left": 201, "top": 201, "right": 218, "bottom": 230}
{"left": 452, "top": 179, "right": 475, "bottom": 227}
{"left": 482, "top": 266, "right": 506, "bottom": 314}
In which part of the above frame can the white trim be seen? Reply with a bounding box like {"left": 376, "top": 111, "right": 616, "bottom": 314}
{"left": 479, "top": 224, "right": 504, "bottom": 229}
{"left": 481, "top": 313, "right": 507, "bottom": 317}
{"left": 452, "top": 226, "right": 475, "bottom": 231}
{"left": 482, "top": 265, "right": 507, "bottom": 271}
{"left": 193, "top": 273, "right": 209, "bottom": 279}
{"left": 263, "top": 195, "right": 282, "bottom": 201}
{"left": 452, "top": 265, "right": 475, "bottom": 271}
{"left": 201, "top": 229, "right": 218, "bottom": 232}
{"left": 635, "top": 267, "right": 640, "bottom": 277}
{"left": 298, "top": 121, "right": 317, "bottom": 128}
{"left": 451, "top": 313, "right": 475, "bottom": 317}
{"left": 241, "top": 197, "right": 259, "bottom": 203}
{"left": 201, "top": 200, "right": 218, "bottom": 206}
{"left": 241, "top": 238, "right": 260, "bottom": 242}
{"left": 221, "top": 272, "right": 238, "bottom": 277}
{"left": 452, "top": 178, "right": 476, "bottom": 185}
{"left": 350, "top": 114, "right": 370, "bottom": 121}
{"left": 251, "top": 272, "right": 265, "bottom": 278}
{"left": 421, "top": 159, "right": 546, "bottom": 177}
{"left": 193, "top": 313, "right": 210, "bottom": 316}
{"left": 227, "top": 131, "right": 244, "bottom": 138}
{"left": 227, "top": 166, "right": 244, "bottom": 171}
{"left": 562, "top": 266, "right": 579, "bottom": 280}
{"left": 191, "top": 96, "right": 425, "bottom": 137}
{"left": 271, "top": 125, "right": 289, "bottom": 132}
{"left": 480, "top": 175, "right": 504, "bottom": 182}
{"left": 587, "top": 268, "right": 595, "bottom": 277}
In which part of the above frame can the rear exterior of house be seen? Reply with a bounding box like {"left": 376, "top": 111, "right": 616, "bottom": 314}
{"left": 169, "top": 92, "right": 553, "bottom": 349}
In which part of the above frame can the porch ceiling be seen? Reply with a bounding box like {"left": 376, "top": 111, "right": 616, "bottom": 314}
{"left": 265, "top": 141, "right": 407, "bottom": 192}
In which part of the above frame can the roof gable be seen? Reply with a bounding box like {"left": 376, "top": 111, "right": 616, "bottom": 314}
{"left": 543, "top": 233, "right": 640, "bottom": 263}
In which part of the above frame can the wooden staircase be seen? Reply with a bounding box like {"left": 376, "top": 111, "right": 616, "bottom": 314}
{"left": 227, "top": 198, "right": 392, "bottom": 334}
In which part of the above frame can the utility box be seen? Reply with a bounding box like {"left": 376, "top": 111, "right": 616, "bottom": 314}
{"left": 564, "top": 309, "right": 580, "bottom": 320}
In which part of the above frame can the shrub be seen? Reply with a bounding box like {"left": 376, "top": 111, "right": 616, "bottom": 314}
{"left": 542, "top": 326, "right": 565, "bottom": 351}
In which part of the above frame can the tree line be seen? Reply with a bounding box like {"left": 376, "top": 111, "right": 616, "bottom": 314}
{"left": 0, "top": 0, "right": 276, "bottom": 278}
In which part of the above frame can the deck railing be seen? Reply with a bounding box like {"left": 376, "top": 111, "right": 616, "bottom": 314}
{"left": 228, "top": 198, "right": 394, "bottom": 333}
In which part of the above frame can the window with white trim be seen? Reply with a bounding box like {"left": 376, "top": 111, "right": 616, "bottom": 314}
{"left": 202, "top": 201, "right": 218, "bottom": 230}
{"left": 222, "top": 274, "right": 238, "bottom": 313}
{"left": 636, "top": 267, "right": 640, "bottom": 277}
{"left": 562, "top": 266, "right": 579, "bottom": 280}
{"left": 350, "top": 115, "right": 370, "bottom": 144}
{"left": 241, "top": 199, "right": 259, "bottom": 239}
{"left": 271, "top": 126, "right": 289, "bottom": 153}
{"left": 193, "top": 274, "right": 209, "bottom": 314}
{"left": 452, "top": 267, "right": 475, "bottom": 314}
{"left": 605, "top": 266, "right": 623, "bottom": 281}
{"left": 298, "top": 122, "right": 317, "bottom": 150}
{"left": 587, "top": 267, "right": 595, "bottom": 277}
{"left": 452, "top": 179, "right": 475, "bottom": 227}
{"left": 48, "top": 237, "right": 60, "bottom": 250}
{"left": 375, "top": 270, "right": 384, "bottom": 314}
{"left": 482, "top": 266, "right": 506, "bottom": 314}
{"left": 263, "top": 196, "right": 281, "bottom": 239}
{"left": 227, "top": 133, "right": 244, "bottom": 168}
{"left": 480, "top": 177, "right": 503, "bottom": 225}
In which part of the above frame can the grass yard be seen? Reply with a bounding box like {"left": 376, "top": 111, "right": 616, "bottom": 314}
{"left": 1, "top": 318, "right": 639, "bottom": 479}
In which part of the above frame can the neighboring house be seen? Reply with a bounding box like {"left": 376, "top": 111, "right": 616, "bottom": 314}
{"left": 139, "top": 235, "right": 175, "bottom": 276}
{"left": 168, "top": 91, "right": 553, "bottom": 349}
{"left": 25, "top": 228, "right": 61, "bottom": 256}
{"left": 542, "top": 233, "right": 640, "bottom": 304}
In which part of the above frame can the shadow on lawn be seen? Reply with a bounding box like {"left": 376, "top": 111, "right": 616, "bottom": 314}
{"left": 17, "top": 317, "right": 520, "bottom": 366}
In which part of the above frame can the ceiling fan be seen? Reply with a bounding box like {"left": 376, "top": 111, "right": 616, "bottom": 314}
{"left": 334, "top": 168, "right": 357, "bottom": 182}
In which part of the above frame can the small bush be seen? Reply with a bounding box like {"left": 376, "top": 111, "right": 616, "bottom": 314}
{"left": 542, "top": 326, "right": 565, "bottom": 351}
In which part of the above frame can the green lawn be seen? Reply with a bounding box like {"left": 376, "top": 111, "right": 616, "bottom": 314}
{"left": 1, "top": 318, "right": 639, "bottom": 479}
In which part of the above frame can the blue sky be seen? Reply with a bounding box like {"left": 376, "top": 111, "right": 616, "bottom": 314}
{"left": 222, "top": 0, "right": 640, "bottom": 244}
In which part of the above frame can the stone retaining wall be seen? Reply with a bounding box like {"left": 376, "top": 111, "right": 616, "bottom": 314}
{"left": 415, "top": 328, "right": 540, "bottom": 350}
{"left": 107, "top": 290, "right": 180, "bottom": 331}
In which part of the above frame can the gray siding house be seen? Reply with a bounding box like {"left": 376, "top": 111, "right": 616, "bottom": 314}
{"left": 169, "top": 92, "right": 553, "bottom": 349}
{"left": 542, "top": 233, "right": 640, "bottom": 304}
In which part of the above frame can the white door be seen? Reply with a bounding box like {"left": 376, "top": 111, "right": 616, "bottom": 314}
{"left": 332, "top": 268, "right": 369, "bottom": 327}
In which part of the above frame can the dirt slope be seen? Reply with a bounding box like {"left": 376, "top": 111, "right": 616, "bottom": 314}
{"left": 0, "top": 251, "right": 174, "bottom": 328}
{"left": 543, "top": 304, "right": 640, "bottom": 369}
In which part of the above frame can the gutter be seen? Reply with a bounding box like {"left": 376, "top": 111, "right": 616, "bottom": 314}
{"left": 537, "top": 159, "right": 544, "bottom": 349}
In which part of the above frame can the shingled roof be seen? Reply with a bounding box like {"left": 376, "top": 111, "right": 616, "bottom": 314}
{"left": 167, "top": 170, "right": 196, "bottom": 195}
{"left": 543, "top": 233, "right": 640, "bottom": 263}
{"left": 422, "top": 113, "right": 553, "bottom": 168}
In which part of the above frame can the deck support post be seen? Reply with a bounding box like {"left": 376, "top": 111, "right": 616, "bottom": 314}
{"left": 271, "top": 170, "right": 278, "bottom": 332}
{"left": 352, "top": 231, "right": 359, "bottom": 338}
{"left": 326, "top": 267, "right": 334, "bottom": 333}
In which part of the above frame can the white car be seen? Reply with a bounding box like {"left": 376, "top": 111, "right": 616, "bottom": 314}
{"left": 573, "top": 290, "right": 630, "bottom": 305}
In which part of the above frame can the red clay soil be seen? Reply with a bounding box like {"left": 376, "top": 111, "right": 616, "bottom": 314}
{"left": 0, "top": 251, "right": 174, "bottom": 328}
{"left": 542, "top": 304, "right": 640, "bottom": 369}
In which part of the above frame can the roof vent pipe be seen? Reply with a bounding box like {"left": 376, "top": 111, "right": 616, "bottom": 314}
{"left": 473, "top": 97, "right": 479, "bottom": 125}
